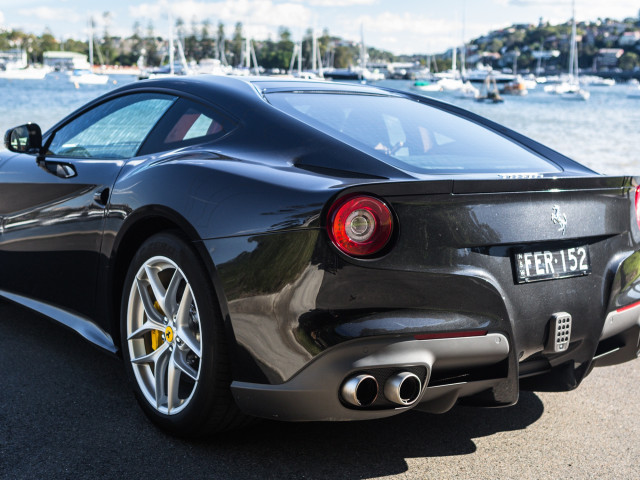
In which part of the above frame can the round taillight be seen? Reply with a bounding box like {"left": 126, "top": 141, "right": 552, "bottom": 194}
{"left": 327, "top": 195, "right": 394, "bottom": 257}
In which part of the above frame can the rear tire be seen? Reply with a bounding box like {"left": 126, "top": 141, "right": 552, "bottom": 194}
{"left": 120, "top": 231, "right": 248, "bottom": 437}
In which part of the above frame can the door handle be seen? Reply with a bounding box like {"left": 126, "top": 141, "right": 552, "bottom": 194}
{"left": 55, "top": 162, "right": 76, "bottom": 178}
{"left": 38, "top": 159, "right": 77, "bottom": 178}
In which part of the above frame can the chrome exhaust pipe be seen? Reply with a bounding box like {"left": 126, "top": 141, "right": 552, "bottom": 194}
{"left": 384, "top": 372, "right": 422, "bottom": 406}
{"left": 341, "top": 374, "right": 379, "bottom": 407}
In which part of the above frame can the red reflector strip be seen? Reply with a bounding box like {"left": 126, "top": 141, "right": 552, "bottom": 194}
{"left": 616, "top": 300, "right": 640, "bottom": 313}
{"left": 414, "top": 330, "right": 488, "bottom": 340}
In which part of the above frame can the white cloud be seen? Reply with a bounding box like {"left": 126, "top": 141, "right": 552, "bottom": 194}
{"left": 335, "top": 11, "right": 492, "bottom": 54}
{"left": 0, "top": 11, "right": 4, "bottom": 25}
{"left": 506, "top": 0, "right": 636, "bottom": 23}
{"left": 16, "top": 6, "right": 82, "bottom": 24}
{"left": 305, "top": 0, "right": 376, "bottom": 5}
{"left": 130, "top": 0, "right": 310, "bottom": 29}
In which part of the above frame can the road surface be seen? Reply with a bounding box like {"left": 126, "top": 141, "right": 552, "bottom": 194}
{"left": 2, "top": 300, "right": 638, "bottom": 479}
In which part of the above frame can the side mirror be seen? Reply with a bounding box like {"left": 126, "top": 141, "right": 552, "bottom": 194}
{"left": 4, "top": 123, "right": 42, "bottom": 154}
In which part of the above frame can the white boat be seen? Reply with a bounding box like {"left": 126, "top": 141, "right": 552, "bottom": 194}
{"left": 0, "top": 66, "right": 50, "bottom": 80}
{"left": 544, "top": 79, "right": 589, "bottom": 99}
{"left": 138, "top": 11, "right": 195, "bottom": 80}
{"left": 581, "top": 75, "right": 615, "bottom": 87}
{"left": 548, "top": 0, "right": 589, "bottom": 101}
{"left": 412, "top": 55, "right": 442, "bottom": 91}
{"left": 521, "top": 74, "right": 538, "bottom": 90}
{"left": 68, "top": 69, "right": 110, "bottom": 85}
{"left": 544, "top": 80, "right": 573, "bottom": 94}
{"left": 561, "top": 87, "right": 590, "bottom": 101}
{"left": 412, "top": 78, "right": 443, "bottom": 92}
{"left": 436, "top": 75, "right": 464, "bottom": 91}
{"left": 465, "top": 67, "right": 516, "bottom": 85}
{"left": 433, "top": 45, "right": 465, "bottom": 91}
{"left": 196, "top": 59, "right": 231, "bottom": 76}
{"left": 67, "top": 19, "right": 109, "bottom": 85}
{"left": 501, "top": 75, "right": 528, "bottom": 96}
{"left": 456, "top": 81, "right": 480, "bottom": 99}
{"left": 0, "top": 50, "right": 50, "bottom": 80}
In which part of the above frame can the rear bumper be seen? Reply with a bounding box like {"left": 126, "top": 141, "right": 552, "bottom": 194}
{"left": 592, "top": 302, "right": 640, "bottom": 368}
{"left": 600, "top": 301, "right": 640, "bottom": 340}
{"left": 231, "top": 333, "right": 509, "bottom": 421}
{"left": 231, "top": 300, "right": 640, "bottom": 422}
{"left": 211, "top": 232, "right": 640, "bottom": 420}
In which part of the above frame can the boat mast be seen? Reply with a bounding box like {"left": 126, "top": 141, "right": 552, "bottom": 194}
{"left": 460, "top": 2, "right": 466, "bottom": 79}
{"left": 359, "top": 23, "right": 366, "bottom": 77}
{"left": 169, "top": 11, "right": 175, "bottom": 75}
{"left": 89, "top": 18, "right": 94, "bottom": 70}
{"left": 568, "top": 0, "right": 576, "bottom": 81}
{"left": 451, "top": 47, "right": 457, "bottom": 77}
{"left": 312, "top": 27, "right": 317, "bottom": 72}
{"left": 245, "top": 37, "right": 250, "bottom": 68}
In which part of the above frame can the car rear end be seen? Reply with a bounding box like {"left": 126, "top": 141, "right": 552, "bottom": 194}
{"left": 230, "top": 176, "right": 640, "bottom": 420}
{"left": 228, "top": 83, "right": 640, "bottom": 421}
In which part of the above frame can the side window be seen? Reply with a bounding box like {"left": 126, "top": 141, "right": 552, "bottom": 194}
{"left": 48, "top": 93, "right": 176, "bottom": 159}
{"left": 139, "top": 98, "right": 235, "bottom": 155}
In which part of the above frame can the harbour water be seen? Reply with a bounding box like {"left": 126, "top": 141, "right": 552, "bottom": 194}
{"left": 0, "top": 75, "right": 637, "bottom": 176}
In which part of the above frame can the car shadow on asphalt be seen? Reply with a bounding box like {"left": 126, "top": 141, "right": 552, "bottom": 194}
{"left": 1, "top": 301, "right": 544, "bottom": 479}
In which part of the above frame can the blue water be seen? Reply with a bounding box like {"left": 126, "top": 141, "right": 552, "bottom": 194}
{"left": 377, "top": 79, "right": 640, "bottom": 176}
{"left": 0, "top": 73, "right": 133, "bottom": 135}
{"left": 0, "top": 75, "right": 637, "bottom": 176}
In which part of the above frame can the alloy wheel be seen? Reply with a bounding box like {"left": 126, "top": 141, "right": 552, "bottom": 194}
{"left": 125, "top": 256, "right": 203, "bottom": 415}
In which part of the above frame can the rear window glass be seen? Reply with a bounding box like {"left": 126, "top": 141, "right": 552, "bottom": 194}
{"left": 266, "top": 93, "right": 561, "bottom": 174}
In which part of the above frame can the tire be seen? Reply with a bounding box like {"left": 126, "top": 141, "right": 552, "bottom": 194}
{"left": 120, "top": 231, "right": 248, "bottom": 437}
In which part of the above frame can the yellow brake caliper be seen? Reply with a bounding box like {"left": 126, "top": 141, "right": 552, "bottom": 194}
{"left": 150, "top": 301, "right": 165, "bottom": 350}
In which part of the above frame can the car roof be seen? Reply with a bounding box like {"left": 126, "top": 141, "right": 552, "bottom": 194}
{"left": 118, "top": 75, "right": 401, "bottom": 100}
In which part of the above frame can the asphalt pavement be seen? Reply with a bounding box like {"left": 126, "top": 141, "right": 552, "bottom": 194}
{"left": 2, "top": 299, "right": 639, "bottom": 480}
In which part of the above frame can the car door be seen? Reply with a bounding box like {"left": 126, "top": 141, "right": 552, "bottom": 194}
{"left": 0, "top": 92, "right": 177, "bottom": 319}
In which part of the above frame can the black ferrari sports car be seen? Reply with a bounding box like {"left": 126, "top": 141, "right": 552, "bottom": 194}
{"left": 2, "top": 76, "right": 639, "bottom": 437}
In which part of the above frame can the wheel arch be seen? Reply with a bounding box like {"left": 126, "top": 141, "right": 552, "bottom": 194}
{"left": 107, "top": 205, "right": 232, "bottom": 356}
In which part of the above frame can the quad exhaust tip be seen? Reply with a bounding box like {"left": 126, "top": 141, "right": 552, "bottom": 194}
{"left": 341, "top": 374, "right": 379, "bottom": 407}
{"left": 384, "top": 372, "right": 422, "bottom": 406}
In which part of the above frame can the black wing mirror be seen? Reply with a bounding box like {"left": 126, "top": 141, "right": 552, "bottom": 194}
{"left": 3, "top": 123, "right": 74, "bottom": 178}
{"left": 4, "top": 123, "right": 42, "bottom": 154}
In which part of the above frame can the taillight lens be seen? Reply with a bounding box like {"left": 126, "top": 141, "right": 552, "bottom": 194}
{"left": 635, "top": 186, "right": 640, "bottom": 231}
{"left": 327, "top": 195, "right": 393, "bottom": 257}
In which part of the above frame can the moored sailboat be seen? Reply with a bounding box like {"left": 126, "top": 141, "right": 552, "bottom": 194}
{"left": 545, "top": 0, "right": 589, "bottom": 101}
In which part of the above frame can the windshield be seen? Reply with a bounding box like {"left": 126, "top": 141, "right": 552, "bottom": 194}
{"left": 266, "top": 92, "right": 561, "bottom": 175}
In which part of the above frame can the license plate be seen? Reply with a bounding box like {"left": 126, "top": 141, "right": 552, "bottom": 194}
{"left": 514, "top": 246, "right": 591, "bottom": 283}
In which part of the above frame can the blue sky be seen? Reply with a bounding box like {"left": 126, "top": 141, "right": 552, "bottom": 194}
{"left": 0, "top": 0, "right": 637, "bottom": 54}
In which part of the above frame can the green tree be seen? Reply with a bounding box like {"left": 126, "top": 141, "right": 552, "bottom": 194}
{"left": 35, "top": 30, "right": 58, "bottom": 62}
{"left": 230, "top": 22, "right": 244, "bottom": 66}
{"left": 201, "top": 20, "right": 215, "bottom": 59}
{"left": 102, "top": 11, "right": 115, "bottom": 64}
{"left": 185, "top": 17, "right": 200, "bottom": 61}
{"left": 333, "top": 45, "right": 355, "bottom": 68}
{"left": 488, "top": 38, "right": 504, "bottom": 52}
{"left": 619, "top": 52, "right": 640, "bottom": 71}
{"left": 144, "top": 21, "right": 161, "bottom": 66}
